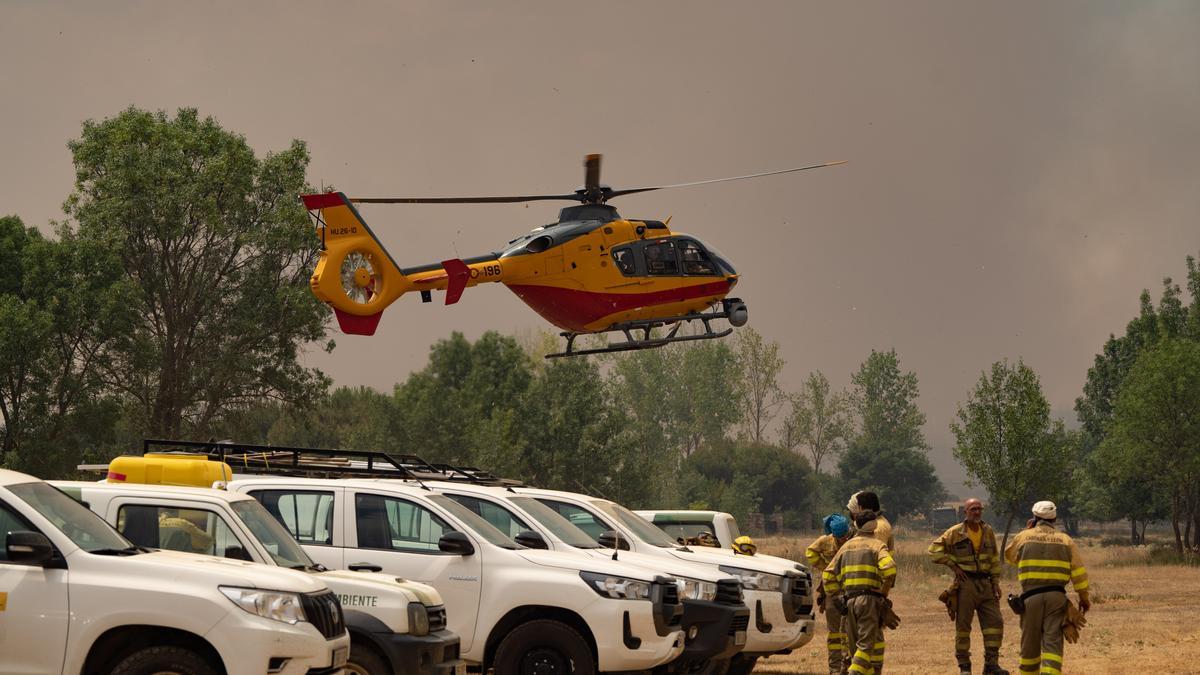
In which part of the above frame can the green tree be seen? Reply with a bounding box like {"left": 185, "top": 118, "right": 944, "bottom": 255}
{"left": 782, "top": 370, "right": 852, "bottom": 476}
{"left": 839, "top": 349, "right": 945, "bottom": 518}
{"left": 950, "top": 359, "right": 1074, "bottom": 549}
{"left": 1105, "top": 339, "right": 1200, "bottom": 552}
{"left": 65, "top": 107, "right": 331, "bottom": 438}
{"left": 0, "top": 216, "right": 133, "bottom": 475}
{"left": 734, "top": 328, "right": 786, "bottom": 443}
{"left": 682, "top": 440, "right": 816, "bottom": 529}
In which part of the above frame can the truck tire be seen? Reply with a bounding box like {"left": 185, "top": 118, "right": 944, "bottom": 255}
{"left": 493, "top": 619, "right": 596, "bottom": 675}
{"left": 344, "top": 641, "right": 389, "bottom": 675}
{"left": 693, "top": 658, "right": 731, "bottom": 675}
{"left": 724, "top": 654, "right": 757, "bottom": 675}
{"left": 110, "top": 646, "right": 218, "bottom": 675}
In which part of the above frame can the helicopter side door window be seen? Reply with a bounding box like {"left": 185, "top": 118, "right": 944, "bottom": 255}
{"left": 643, "top": 241, "right": 679, "bottom": 276}
{"left": 611, "top": 247, "right": 637, "bottom": 276}
{"left": 678, "top": 240, "right": 718, "bottom": 275}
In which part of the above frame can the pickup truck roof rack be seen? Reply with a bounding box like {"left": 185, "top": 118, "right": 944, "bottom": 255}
{"left": 142, "top": 438, "right": 445, "bottom": 483}
{"left": 429, "top": 462, "right": 524, "bottom": 488}
{"left": 140, "top": 439, "right": 525, "bottom": 487}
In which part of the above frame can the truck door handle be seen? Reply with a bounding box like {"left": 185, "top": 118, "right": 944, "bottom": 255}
{"left": 349, "top": 562, "right": 383, "bottom": 572}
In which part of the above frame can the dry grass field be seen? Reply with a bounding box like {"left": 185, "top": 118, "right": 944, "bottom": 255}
{"left": 746, "top": 532, "right": 1200, "bottom": 674}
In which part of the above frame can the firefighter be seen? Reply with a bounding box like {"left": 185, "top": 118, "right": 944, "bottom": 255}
{"left": 808, "top": 514, "right": 853, "bottom": 675}
{"left": 1004, "top": 501, "right": 1090, "bottom": 675}
{"left": 824, "top": 510, "right": 896, "bottom": 675}
{"left": 929, "top": 498, "right": 1008, "bottom": 675}
{"left": 848, "top": 491, "right": 895, "bottom": 551}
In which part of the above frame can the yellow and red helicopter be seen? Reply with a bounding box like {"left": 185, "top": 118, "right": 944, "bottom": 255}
{"left": 301, "top": 155, "right": 843, "bottom": 357}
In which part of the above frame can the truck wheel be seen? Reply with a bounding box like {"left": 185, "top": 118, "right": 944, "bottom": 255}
{"left": 110, "top": 646, "right": 218, "bottom": 675}
{"left": 724, "top": 654, "right": 757, "bottom": 675}
{"left": 493, "top": 619, "right": 596, "bottom": 675}
{"left": 345, "top": 641, "right": 389, "bottom": 675}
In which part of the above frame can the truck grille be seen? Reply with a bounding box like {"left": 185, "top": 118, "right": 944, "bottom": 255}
{"left": 428, "top": 604, "right": 447, "bottom": 632}
{"left": 658, "top": 579, "right": 682, "bottom": 626}
{"left": 730, "top": 614, "right": 750, "bottom": 635}
{"left": 715, "top": 579, "right": 743, "bottom": 605}
{"left": 788, "top": 571, "right": 814, "bottom": 616}
{"left": 302, "top": 590, "right": 346, "bottom": 640}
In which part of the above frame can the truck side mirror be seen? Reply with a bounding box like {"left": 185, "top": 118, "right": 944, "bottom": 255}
{"left": 224, "top": 545, "right": 253, "bottom": 561}
{"left": 598, "top": 530, "right": 630, "bottom": 551}
{"left": 514, "top": 530, "right": 548, "bottom": 550}
{"left": 6, "top": 531, "right": 55, "bottom": 566}
{"left": 438, "top": 531, "right": 475, "bottom": 556}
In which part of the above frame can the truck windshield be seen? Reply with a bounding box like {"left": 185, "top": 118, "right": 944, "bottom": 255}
{"left": 427, "top": 494, "right": 521, "bottom": 550}
{"left": 509, "top": 497, "right": 601, "bottom": 549}
{"left": 9, "top": 482, "right": 132, "bottom": 553}
{"left": 595, "top": 501, "right": 681, "bottom": 548}
{"left": 231, "top": 500, "right": 315, "bottom": 568}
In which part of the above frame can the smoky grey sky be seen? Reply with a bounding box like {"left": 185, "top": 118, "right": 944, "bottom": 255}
{"left": 3, "top": 2, "right": 1198, "bottom": 494}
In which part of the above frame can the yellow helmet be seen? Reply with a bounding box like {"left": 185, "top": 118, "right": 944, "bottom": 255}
{"left": 732, "top": 535, "right": 757, "bottom": 556}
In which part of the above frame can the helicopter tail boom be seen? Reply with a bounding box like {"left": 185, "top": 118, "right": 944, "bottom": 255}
{"left": 301, "top": 192, "right": 503, "bottom": 334}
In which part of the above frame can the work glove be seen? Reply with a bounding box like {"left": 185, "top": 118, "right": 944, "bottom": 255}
{"left": 1077, "top": 590, "right": 1090, "bottom": 614}
{"left": 817, "top": 592, "right": 827, "bottom": 613}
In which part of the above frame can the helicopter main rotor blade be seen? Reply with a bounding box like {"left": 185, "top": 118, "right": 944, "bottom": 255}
{"left": 351, "top": 194, "right": 582, "bottom": 204}
{"left": 605, "top": 160, "right": 847, "bottom": 199}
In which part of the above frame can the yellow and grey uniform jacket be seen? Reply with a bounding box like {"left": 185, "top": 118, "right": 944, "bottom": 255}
{"left": 1003, "top": 522, "right": 1089, "bottom": 593}
{"left": 928, "top": 522, "right": 1001, "bottom": 579}
{"left": 806, "top": 534, "right": 843, "bottom": 592}
{"left": 823, "top": 534, "right": 897, "bottom": 596}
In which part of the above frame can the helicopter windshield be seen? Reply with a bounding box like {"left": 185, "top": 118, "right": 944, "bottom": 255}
{"left": 697, "top": 240, "right": 736, "bottom": 276}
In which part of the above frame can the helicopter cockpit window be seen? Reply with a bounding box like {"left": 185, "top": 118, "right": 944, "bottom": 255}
{"left": 644, "top": 241, "right": 678, "bottom": 275}
{"left": 678, "top": 240, "right": 718, "bottom": 275}
{"left": 612, "top": 247, "right": 636, "bottom": 276}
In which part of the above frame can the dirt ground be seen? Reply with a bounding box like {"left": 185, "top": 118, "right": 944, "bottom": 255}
{"left": 746, "top": 534, "right": 1200, "bottom": 674}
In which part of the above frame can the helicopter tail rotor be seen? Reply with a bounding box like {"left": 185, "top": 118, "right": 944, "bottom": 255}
{"left": 302, "top": 192, "right": 406, "bottom": 335}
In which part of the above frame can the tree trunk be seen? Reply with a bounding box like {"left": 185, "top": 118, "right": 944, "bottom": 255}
{"left": 1130, "top": 517, "right": 1140, "bottom": 545}
{"left": 1000, "top": 510, "right": 1016, "bottom": 555}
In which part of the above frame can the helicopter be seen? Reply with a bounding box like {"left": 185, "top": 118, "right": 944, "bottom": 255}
{"left": 300, "top": 154, "right": 844, "bottom": 358}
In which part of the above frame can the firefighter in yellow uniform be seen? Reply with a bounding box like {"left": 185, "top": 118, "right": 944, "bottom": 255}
{"left": 848, "top": 491, "right": 895, "bottom": 551}
{"left": 807, "top": 514, "right": 853, "bottom": 675}
{"left": 1004, "top": 501, "right": 1090, "bottom": 675}
{"left": 929, "top": 498, "right": 1008, "bottom": 675}
{"left": 824, "top": 511, "right": 896, "bottom": 675}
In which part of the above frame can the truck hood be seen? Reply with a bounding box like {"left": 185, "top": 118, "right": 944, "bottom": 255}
{"left": 516, "top": 548, "right": 668, "bottom": 582}
{"left": 313, "top": 569, "right": 444, "bottom": 606}
{"left": 672, "top": 547, "right": 810, "bottom": 572}
{"left": 580, "top": 549, "right": 730, "bottom": 583}
{"left": 666, "top": 547, "right": 801, "bottom": 576}
{"left": 104, "top": 549, "right": 329, "bottom": 593}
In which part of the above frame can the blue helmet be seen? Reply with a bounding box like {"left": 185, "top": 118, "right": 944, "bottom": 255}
{"left": 823, "top": 514, "right": 850, "bottom": 538}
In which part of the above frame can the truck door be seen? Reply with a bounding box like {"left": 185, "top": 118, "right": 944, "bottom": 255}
{"left": 247, "top": 488, "right": 344, "bottom": 571}
{"left": 344, "top": 490, "right": 484, "bottom": 653}
{"left": 0, "top": 499, "right": 69, "bottom": 675}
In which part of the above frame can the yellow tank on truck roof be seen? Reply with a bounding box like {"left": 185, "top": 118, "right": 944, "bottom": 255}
{"left": 106, "top": 453, "right": 232, "bottom": 488}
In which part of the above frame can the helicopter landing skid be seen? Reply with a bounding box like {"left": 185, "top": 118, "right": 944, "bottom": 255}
{"left": 546, "top": 304, "right": 742, "bottom": 359}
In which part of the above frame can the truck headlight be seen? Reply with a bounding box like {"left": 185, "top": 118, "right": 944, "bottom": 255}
{"left": 407, "top": 602, "right": 430, "bottom": 636}
{"left": 580, "top": 571, "right": 652, "bottom": 600}
{"left": 219, "top": 587, "right": 307, "bottom": 625}
{"left": 718, "top": 566, "right": 784, "bottom": 592}
{"left": 677, "top": 577, "right": 718, "bottom": 601}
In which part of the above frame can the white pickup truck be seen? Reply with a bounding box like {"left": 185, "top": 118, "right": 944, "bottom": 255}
{"left": 0, "top": 468, "right": 350, "bottom": 675}
{"left": 516, "top": 488, "right": 816, "bottom": 675}
{"left": 427, "top": 481, "right": 751, "bottom": 674}
{"left": 53, "top": 479, "right": 462, "bottom": 675}
{"left": 223, "top": 474, "right": 688, "bottom": 673}
{"left": 635, "top": 511, "right": 742, "bottom": 552}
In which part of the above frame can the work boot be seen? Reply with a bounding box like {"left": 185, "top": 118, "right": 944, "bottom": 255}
{"left": 982, "top": 666, "right": 1009, "bottom": 675}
